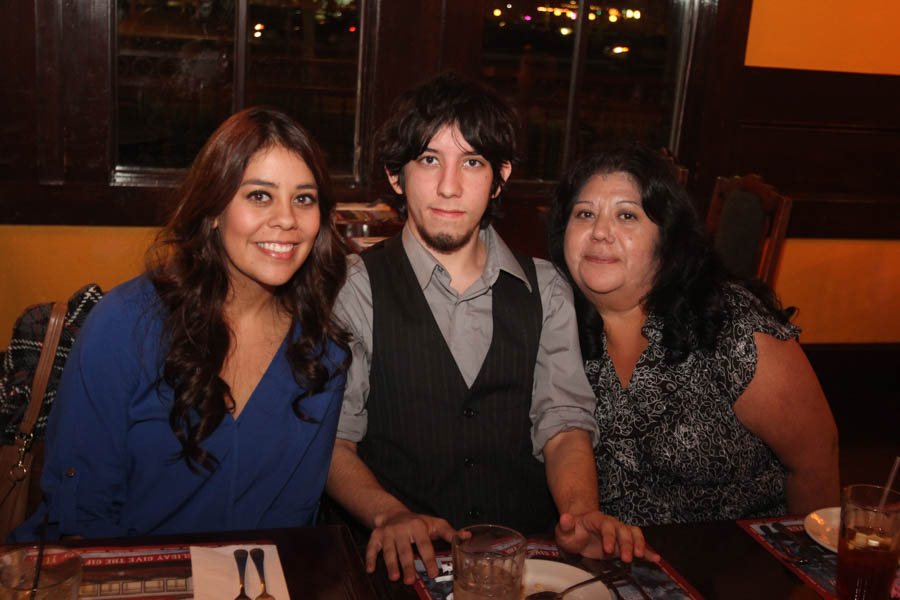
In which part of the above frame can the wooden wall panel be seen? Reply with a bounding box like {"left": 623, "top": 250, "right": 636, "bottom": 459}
{"left": 0, "top": 2, "right": 37, "bottom": 181}
{"left": 737, "top": 68, "right": 900, "bottom": 130}
{"left": 787, "top": 194, "right": 900, "bottom": 240}
{"left": 732, "top": 124, "right": 900, "bottom": 196}
{"left": 59, "top": 0, "right": 113, "bottom": 182}
{"left": 678, "top": 0, "right": 899, "bottom": 239}
{"left": 439, "top": 1, "right": 485, "bottom": 75}
{"left": 34, "top": 0, "right": 65, "bottom": 184}
{"left": 0, "top": 182, "right": 170, "bottom": 226}
{"left": 356, "top": 0, "right": 486, "bottom": 190}
{"left": 678, "top": 0, "right": 754, "bottom": 203}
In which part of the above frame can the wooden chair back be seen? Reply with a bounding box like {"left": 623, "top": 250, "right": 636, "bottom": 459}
{"left": 706, "top": 174, "right": 792, "bottom": 286}
{"left": 660, "top": 147, "right": 689, "bottom": 188}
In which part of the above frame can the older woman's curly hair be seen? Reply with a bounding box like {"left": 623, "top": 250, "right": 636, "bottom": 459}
{"left": 147, "top": 107, "right": 350, "bottom": 471}
{"left": 548, "top": 143, "right": 786, "bottom": 363}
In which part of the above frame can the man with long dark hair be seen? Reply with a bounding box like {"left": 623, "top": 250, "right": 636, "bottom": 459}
{"left": 326, "top": 73, "right": 656, "bottom": 585}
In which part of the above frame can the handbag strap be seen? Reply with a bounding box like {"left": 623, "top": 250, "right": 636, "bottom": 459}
{"left": 18, "top": 302, "right": 67, "bottom": 436}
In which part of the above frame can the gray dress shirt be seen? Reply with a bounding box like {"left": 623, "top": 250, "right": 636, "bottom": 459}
{"left": 334, "top": 224, "right": 599, "bottom": 457}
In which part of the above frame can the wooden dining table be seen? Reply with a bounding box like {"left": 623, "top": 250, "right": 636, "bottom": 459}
{"left": 65, "top": 525, "right": 374, "bottom": 600}
{"left": 57, "top": 519, "right": 824, "bottom": 600}
{"left": 640, "top": 520, "right": 822, "bottom": 600}
{"left": 364, "top": 519, "right": 824, "bottom": 599}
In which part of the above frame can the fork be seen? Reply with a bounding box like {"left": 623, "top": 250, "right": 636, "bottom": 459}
{"left": 589, "top": 560, "right": 651, "bottom": 600}
{"left": 772, "top": 522, "right": 836, "bottom": 585}
{"left": 233, "top": 549, "right": 250, "bottom": 600}
{"left": 773, "top": 522, "right": 833, "bottom": 561}
{"left": 250, "top": 548, "right": 274, "bottom": 600}
{"left": 762, "top": 524, "right": 808, "bottom": 564}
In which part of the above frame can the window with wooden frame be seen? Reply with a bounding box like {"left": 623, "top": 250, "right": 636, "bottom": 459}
{"left": 2, "top": 0, "right": 702, "bottom": 225}
{"left": 116, "top": 0, "right": 361, "bottom": 177}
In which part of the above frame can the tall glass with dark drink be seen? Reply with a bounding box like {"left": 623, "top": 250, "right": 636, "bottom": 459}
{"left": 836, "top": 484, "right": 900, "bottom": 600}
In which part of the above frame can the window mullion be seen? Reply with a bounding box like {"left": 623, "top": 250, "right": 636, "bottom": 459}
{"left": 234, "top": 0, "right": 249, "bottom": 113}
{"left": 561, "top": 0, "right": 590, "bottom": 172}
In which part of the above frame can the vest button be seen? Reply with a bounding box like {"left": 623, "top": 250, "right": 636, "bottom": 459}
{"left": 467, "top": 508, "right": 481, "bottom": 520}
{"left": 65, "top": 467, "right": 76, "bottom": 478}
{"left": 463, "top": 407, "right": 476, "bottom": 418}
{"left": 464, "top": 457, "right": 475, "bottom": 468}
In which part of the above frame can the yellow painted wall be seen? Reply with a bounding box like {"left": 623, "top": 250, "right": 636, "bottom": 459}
{"left": 743, "top": 0, "right": 900, "bottom": 341}
{"left": 772, "top": 239, "right": 900, "bottom": 344}
{"left": 2, "top": 226, "right": 899, "bottom": 348}
{"left": 745, "top": 0, "right": 900, "bottom": 75}
{"left": 0, "top": 226, "right": 157, "bottom": 350}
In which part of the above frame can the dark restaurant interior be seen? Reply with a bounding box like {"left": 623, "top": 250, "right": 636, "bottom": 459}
{"left": 0, "top": 1, "right": 898, "bottom": 596}
{"left": 3, "top": 0, "right": 896, "bottom": 481}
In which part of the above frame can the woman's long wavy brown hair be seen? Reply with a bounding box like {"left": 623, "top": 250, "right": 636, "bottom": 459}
{"left": 146, "top": 107, "right": 350, "bottom": 472}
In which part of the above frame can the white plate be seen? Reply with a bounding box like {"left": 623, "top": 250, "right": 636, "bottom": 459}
{"left": 804, "top": 506, "right": 840, "bottom": 553}
{"left": 522, "top": 559, "right": 611, "bottom": 600}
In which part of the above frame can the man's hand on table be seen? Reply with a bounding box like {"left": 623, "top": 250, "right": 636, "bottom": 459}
{"left": 365, "top": 510, "right": 456, "bottom": 585}
{"left": 555, "top": 511, "right": 660, "bottom": 563}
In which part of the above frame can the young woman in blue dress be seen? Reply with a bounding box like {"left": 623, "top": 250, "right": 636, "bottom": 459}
{"left": 14, "top": 107, "right": 350, "bottom": 539}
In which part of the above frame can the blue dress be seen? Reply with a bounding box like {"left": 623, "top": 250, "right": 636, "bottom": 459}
{"left": 12, "top": 275, "right": 346, "bottom": 540}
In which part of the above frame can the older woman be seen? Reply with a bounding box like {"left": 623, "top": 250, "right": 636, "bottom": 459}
{"left": 547, "top": 144, "right": 839, "bottom": 526}
{"left": 14, "top": 107, "right": 349, "bottom": 540}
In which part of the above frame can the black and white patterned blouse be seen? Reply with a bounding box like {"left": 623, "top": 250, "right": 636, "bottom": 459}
{"left": 586, "top": 284, "right": 801, "bottom": 526}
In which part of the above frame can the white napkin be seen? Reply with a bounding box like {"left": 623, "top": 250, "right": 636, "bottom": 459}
{"left": 190, "top": 544, "right": 290, "bottom": 600}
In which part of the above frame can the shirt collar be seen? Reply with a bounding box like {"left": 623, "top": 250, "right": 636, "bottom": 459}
{"left": 400, "top": 223, "right": 532, "bottom": 292}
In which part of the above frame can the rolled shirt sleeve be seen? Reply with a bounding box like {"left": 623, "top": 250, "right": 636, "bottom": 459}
{"left": 530, "top": 259, "right": 600, "bottom": 458}
{"left": 333, "top": 254, "right": 373, "bottom": 442}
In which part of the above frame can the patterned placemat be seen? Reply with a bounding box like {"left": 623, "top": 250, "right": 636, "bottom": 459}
{"left": 412, "top": 539, "right": 703, "bottom": 600}
{"left": 739, "top": 515, "right": 900, "bottom": 599}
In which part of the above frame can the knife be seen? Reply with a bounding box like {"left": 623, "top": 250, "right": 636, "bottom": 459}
{"left": 772, "top": 522, "right": 822, "bottom": 557}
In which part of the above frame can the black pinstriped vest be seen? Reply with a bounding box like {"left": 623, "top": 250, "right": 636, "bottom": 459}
{"left": 357, "top": 235, "right": 557, "bottom": 533}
